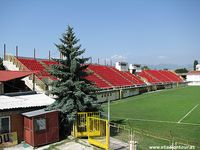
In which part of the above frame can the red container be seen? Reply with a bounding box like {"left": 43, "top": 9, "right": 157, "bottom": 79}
{"left": 22, "top": 109, "right": 59, "bottom": 147}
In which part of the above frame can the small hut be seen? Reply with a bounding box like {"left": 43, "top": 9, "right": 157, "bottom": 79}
{"left": 22, "top": 109, "right": 59, "bottom": 147}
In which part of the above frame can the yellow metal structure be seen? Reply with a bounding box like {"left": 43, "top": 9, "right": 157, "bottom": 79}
{"left": 72, "top": 112, "right": 100, "bottom": 138}
{"left": 87, "top": 117, "right": 109, "bottom": 150}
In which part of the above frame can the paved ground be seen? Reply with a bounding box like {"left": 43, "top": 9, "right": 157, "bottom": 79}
{"left": 56, "top": 141, "right": 94, "bottom": 150}
{"left": 4, "top": 137, "right": 129, "bottom": 150}
{"left": 4, "top": 139, "right": 94, "bottom": 150}
{"left": 110, "top": 137, "right": 129, "bottom": 150}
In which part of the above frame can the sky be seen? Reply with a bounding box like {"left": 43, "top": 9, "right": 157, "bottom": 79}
{"left": 0, "top": 0, "right": 200, "bottom": 66}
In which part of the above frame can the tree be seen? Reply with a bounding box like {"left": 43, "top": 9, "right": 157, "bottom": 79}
{"left": 193, "top": 60, "right": 198, "bottom": 71}
{"left": 175, "top": 68, "right": 188, "bottom": 74}
{"left": 141, "top": 65, "right": 150, "bottom": 70}
{"left": 0, "top": 57, "right": 5, "bottom": 70}
{"left": 47, "top": 26, "right": 101, "bottom": 122}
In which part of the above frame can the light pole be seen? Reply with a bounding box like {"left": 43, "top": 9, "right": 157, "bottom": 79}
{"left": 108, "top": 96, "right": 110, "bottom": 122}
{"left": 107, "top": 94, "right": 110, "bottom": 149}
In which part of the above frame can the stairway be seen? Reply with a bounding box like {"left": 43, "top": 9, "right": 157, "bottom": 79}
{"left": 3, "top": 59, "right": 45, "bottom": 93}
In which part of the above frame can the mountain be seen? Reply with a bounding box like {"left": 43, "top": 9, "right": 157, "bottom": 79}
{"left": 145, "top": 64, "right": 193, "bottom": 70}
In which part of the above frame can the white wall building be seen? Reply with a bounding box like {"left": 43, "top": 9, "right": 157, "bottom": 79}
{"left": 129, "top": 64, "right": 141, "bottom": 73}
{"left": 196, "top": 64, "right": 200, "bottom": 71}
{"left": 186, "top": 71, "right": 200, "bottom": 86}
{"left": 115, "top": 62, "right": 128, "bottom": 71}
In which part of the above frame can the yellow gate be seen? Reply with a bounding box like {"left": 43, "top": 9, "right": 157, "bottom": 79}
{"left": 87, "top": 117, "right": 109, "bottom": 150}
{"left": 72, "top": 112, "right": 100, "bottom": 138}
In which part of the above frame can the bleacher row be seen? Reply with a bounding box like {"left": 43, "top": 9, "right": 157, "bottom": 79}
{"left": 138, "top": 70, "right": 182, "bottom": 84}
{"left": 17, "top": 57, "right": 183, "bottom": 89}
{"left": 17, "top": 58, "right": 57, "bottom": 80}
{"left": 87, "top": 65, "right": 145, "bottom": 88}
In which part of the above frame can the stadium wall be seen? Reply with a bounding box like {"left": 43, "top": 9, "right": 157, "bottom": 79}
{"left": 121, "top": 87, "right": 140, "bottom": 98}
{"left": 156, "top": 84, "right": 165, "bottom": 90}
{"left": 164, "top": 83, "right": 173, "bottom": 89}
{"left": 96, "top": 84, "right": 182, "bottom": 103}
{"left": 97, "top": 87, "right": 141, "bottom": 103}
{"left": 97, "top": 90, "right": 120, "bottom": 103}
{"left": 178, "top": 82, "right": 187, "bottom": 87}
{"left": 147, "top": 85, "right": 157, "bottom": 91}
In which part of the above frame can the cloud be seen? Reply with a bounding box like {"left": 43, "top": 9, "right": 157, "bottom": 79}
{"left": 111, "top": 54, "right": 127, "bottom": 62}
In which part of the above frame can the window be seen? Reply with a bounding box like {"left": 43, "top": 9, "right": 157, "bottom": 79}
{"left": 34, "top": 117, "right": 46, "bottom": 131}
{"left": 0, "top": 116, "right": 10, "bottom": 134}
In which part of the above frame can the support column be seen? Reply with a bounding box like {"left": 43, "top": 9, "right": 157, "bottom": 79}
{"left": 32, "top": 74, "right": 35, "bottom": 91}
{"left": 0, "top": 82, "right": 4, "bottom": 94}
{"left": 120, "top": 89, "right": 123, "bottom": 99}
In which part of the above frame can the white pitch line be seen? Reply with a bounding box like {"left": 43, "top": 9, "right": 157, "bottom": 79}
{"left": 115, "top": 117, "right": 200, "bottom": 126}
{"left": 101, "top": 114, "right": 200, "bottom": 126}
{"left": 177, "top": 104, "right": 199, "bottom": 123}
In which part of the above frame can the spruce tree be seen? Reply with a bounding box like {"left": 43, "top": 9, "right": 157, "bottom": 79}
{"left": 47, "top": 26, "right": 101, "bottom": 122}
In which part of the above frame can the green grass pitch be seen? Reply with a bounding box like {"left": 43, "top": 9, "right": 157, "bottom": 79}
{"left": 103, "top": 86, "right": 200, "bottom": 149}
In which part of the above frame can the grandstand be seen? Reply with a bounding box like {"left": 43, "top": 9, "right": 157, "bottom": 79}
{"left": 3, "top": 54, "right": 186, "bottom": 102}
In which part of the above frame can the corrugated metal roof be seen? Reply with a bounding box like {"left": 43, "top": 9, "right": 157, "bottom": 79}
{"left": 0, "top": 70, "right": 37, "bottom": 82}
{"left": 22, "top": 109, "right": 58, "bottom": 117}
{"left": 0, "top": 93, "right": 55, "bottom": 110}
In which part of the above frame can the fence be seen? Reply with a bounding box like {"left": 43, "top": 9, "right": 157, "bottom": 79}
{"left": 109, "top": 122, "right": 199, "bottom": 150}
{"left": 87, "top": 117, "right": 109, "bottom": 150}
{"left": 72, "top": 112, "right": 100, "bottom": 138}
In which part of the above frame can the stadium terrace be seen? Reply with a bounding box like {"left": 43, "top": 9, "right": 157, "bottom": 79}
{"left": 0, "top": 49, "right": 188, "bottom": 149}
{"left": 2, "top": 52, "right": 186, "bottom": 103}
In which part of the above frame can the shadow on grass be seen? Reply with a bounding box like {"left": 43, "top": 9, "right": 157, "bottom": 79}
{"left": 110, "top": 119, "right": 126, "bottom": 124}
{"left": 110, "top": 119, "right": 127, "bottom": 137}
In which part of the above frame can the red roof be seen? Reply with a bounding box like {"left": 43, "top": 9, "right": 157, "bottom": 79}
{"left": 187, "top": 71, "right": 200, "bottom": 75}
{"left": 0, "top": 71, "right": 36, "bottom": 82}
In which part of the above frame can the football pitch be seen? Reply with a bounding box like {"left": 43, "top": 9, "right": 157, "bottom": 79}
{"left": 103, "top": 86, "right": 200, "bottom": 149}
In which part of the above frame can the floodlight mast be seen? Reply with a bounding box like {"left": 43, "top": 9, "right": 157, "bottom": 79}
{"left": 4, "top": 44, "right": 6, "bottom": 60}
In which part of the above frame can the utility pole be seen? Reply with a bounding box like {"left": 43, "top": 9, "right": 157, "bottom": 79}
{"left": 108, "top": 95, "right": 110, "bottom": 122}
